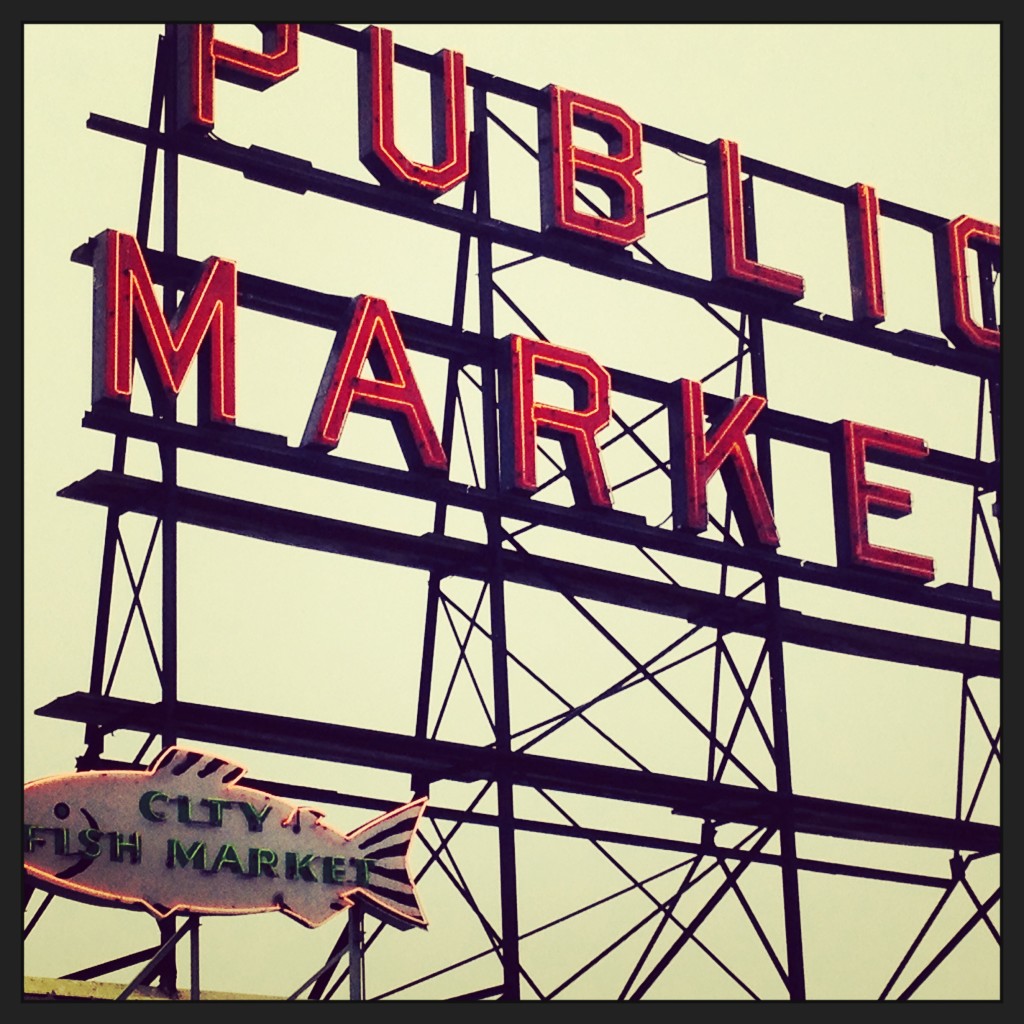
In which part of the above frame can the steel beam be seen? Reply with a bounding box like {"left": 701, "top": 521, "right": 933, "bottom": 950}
{"left": 58, "top": 471, "right": 999, "bottom": 678}
{"left": 35, "top": 692, "right": 999, "bottom": 856}
{"left": 80, "top": 113, "right": 995, "bottom": 379}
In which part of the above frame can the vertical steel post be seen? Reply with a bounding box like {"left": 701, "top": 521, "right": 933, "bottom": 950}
{"left": 348, "top": 908, "right": 363, "bottom": 1000}
{"left": 159, "top": 22, "right": 180, "bottom": 751}
{"left": 742, "top": 175, "right": 806, "bottom": 1000}
{"left": 156, "top": 25, "right": 180, "bottom": 997}
{"left": 957, "top": 247, "right": 1000, "bottom": 824}
{"left": 189, "top": 915, "right": 200, "bottom": 1000}
{"left": 82, "top": 32, "right": 170, "bottom": 768}
{"left": 473, "top": 84, "right": 521, "bottom": 1000}
{"left": 978, "top": 248, "right": 1000, "bottom": 514}
{"left": 412, "top": 145, "right": 478, "bottom": 781}
{"left": 82, "top": 434, "right": 126, "bottom": 766}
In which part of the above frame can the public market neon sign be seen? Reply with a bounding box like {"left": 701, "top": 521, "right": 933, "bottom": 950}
{"left": 91, "top": 23, "right": 1002, "bottom": 586}
{"left": 173, "top": 22, "right": 1000, "bottom": 335}
{"left": 95, "top": 224, "right": 953, "bottom": 583}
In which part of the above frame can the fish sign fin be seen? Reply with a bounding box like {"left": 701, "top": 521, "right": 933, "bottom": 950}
{"left": 348, "top": 796, "right": 428, "bottom": 848}
{"left": 148, "top": 746, "right": 248, "bottom": 785}
{"left": 350, "top": 797, "right": 429, "bottom": 930}
{"left": 281, "top": 891, "right": 355, "bottom": 929}
{"left": 357, "top": 882, "right": 429, "bottom": 931}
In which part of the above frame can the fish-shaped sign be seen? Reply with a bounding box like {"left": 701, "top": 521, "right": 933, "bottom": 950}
{"left": 23, "top": 746, "right": 428, "bottom": 930}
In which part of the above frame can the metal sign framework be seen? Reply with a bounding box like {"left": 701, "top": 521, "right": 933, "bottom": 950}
{"left": 25, "top": 24, "right": 1000, "bottom": 1000}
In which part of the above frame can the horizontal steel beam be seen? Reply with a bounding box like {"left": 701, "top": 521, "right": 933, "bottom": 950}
{"left": 68, "top": 756, "right": 952, "bottom": 889}
{"left": 78, "top": 408, "right": 1000, "bottom": 620}
{"left": 81, "top": 114, "right": 996, "bottom": 379}
{"left": 299, "top": 23, "right": 958, "bottom": 231}
{"left": 36, "top": 692, "right": 999, "bottom": 856}
{"left": 58, "top": 470, "right": 998, "bottom": 677}
{"left": 64, "top": 236, "right": 995, "bottom": 494}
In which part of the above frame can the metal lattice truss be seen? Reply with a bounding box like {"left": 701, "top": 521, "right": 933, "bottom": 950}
{"left": 25, "top": 24, "right": 999, "bottom": 1000}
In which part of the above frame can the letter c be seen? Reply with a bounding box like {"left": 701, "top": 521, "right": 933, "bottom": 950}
{"left": 139, "top": 790, "right": 169, "bottom": 822}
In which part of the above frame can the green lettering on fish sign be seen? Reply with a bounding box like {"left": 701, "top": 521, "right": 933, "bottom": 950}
{"left": 322, "top": 856, "right": 345, "bottom": 884}
{"left": 201, "top": 798, "right": 233, "bottom": 826}
{"left": 248, "top": 848, "right": 279, "bottom": 878}
{"left": 321, "top": 856, "right": 374, "bottom": 885}
{"left": 139, "top": 790, "right": 169, "bottom": 822}
{"left": 239, "top": 802, "right": 273, "bottom": 832}
{"left": 111, "top": 832, "right": 142, "bottom": 864}
{"left": 167, "top": 838, "right": 207, "bottom": 869}
{"left": 23, "top": 825, "right": 48, "bottom": 853}
{"left": 78, "top": 828, "right": 104, "bottom": 859}
{"left": 211, "top": 844, "right": 245, "bottom": 874}
{"left": 285, "top": 851, "right": 318, "bottom": 882}
{"left": 176, "top": 795, "right": 199, "bottom": 825}
{"left": 23, "top": 825, "right": 80, "bottom": 856}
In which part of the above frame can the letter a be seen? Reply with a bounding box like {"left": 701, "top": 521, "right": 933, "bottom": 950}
{"left": 302, "top": 295, "right": 448, "bottom": 471}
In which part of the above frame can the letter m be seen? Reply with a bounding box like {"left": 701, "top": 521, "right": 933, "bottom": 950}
{"left": 92, "top": 229, "right": 237, "bottom": 425}
{"left": 167, "top": 838, "right": 207, "bottom": 869}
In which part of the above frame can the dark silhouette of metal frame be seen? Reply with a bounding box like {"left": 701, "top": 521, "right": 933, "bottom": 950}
{"left": 25, "top": 24, "right": 999, "bottom": 1001}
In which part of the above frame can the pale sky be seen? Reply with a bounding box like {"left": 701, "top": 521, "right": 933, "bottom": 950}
{"left": 24, "top": 23, "right": 1000, "bottom": 1000}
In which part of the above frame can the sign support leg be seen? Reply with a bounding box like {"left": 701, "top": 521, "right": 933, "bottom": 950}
{"left": 348, "top": 907, "right": 363, "bottom": 1001}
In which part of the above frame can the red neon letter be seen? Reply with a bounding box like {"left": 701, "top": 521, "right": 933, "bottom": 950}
{"left": 669, "top": 379, "right": 779, "bottom": 547}
{"left": 934, "top": 215, "right": 1000, "bottom": 352}
{"left": 845, "top": 183, "right": 885, "bottom": 324}
{"left": 539, "top": 85, "right": 645, "bottom": 248}
{"left": 357, "top": 25, "right": 469, "bottom": 197}
{"left": 706, "top": 139, "right": 804, "bottom": 301}
{"left": 91, "top": 229, "right": 237, "bottom": 425}
{"left": 501, "top": 335, "right": 613, "bottom": 508}
{"left": 830, "top": 420, "right": 934, "bottom": 581}
{"left": 176, "top": 23, "right": 299, "bottom": 132}
{"left": 302, "top": 295, "right": 448, "bottom": 471}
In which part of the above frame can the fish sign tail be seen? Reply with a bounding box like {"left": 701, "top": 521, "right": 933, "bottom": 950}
{"left": 348, "top": 797, "right": 429, "bottom": 930}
